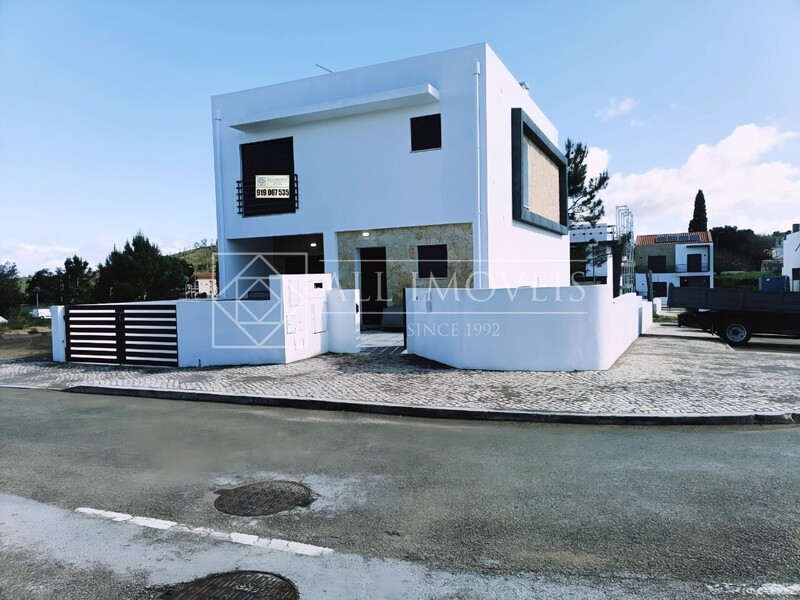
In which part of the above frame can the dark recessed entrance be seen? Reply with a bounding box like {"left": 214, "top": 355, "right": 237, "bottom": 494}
{"left": 214, "top": 481, "right": 312, "bottom": 516}
{"left": 359, "top": 246, "right": 387, "bottom": 328}
{"left": 157, "top": 571, "right": 299, "bottom": 599}
{"left": 227, "top": 234, "right": 324, "bottom": 277}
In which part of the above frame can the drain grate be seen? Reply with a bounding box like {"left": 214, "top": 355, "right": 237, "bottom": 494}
{"left": 214, "top": 480, "right": 312, "bottom": 516}
{"left": 158, "top": 571, "right": 298, "bottom": 599}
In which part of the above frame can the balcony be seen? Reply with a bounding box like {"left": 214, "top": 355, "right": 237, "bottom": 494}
{"left": 237, "top": 175, "right": 299, "bottom": 217}
{"left": 674, "top": 262, "right": 710, "bottom": 273}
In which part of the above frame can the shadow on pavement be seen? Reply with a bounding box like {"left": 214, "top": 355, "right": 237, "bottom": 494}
{"left": 729, "top": 337, "right": 800, "bottom": 354}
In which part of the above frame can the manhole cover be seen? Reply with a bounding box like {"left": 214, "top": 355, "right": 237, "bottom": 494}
{"left": 158, "top": 571, "right": 298, "bottom": 599}
{"left": 214, "top": 480, "right": 312, "bottom": 516}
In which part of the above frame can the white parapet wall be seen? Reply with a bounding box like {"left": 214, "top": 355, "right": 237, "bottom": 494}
{"left": 406, "top": 285, "right": 652, "bottom": 371}
{"left": 50, "top": 305, "right": 66, "bottom": 362}
{"left": 52, "top": 274, "right": 362, "bottom": 368}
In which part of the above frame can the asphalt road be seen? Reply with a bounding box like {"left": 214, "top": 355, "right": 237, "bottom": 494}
{"left": 0, "top": 388, "right": 798, "bottom": 599}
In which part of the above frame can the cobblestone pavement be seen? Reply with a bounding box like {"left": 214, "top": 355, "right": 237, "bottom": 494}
{"left": 0, "top": 324, "right": 798, "bottom": 416}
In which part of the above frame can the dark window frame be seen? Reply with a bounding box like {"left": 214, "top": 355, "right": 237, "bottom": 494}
{"left": 417, "top": 244, "right": 448, "bottom": 279}
{"left": 648, "top": 255, "right": 668, "bottom": 273}
{"left": 511, "top": 108, "right": 568, "bottom": 235}
{"left": 410, "top": 113, "right": 442, "bottom": 152}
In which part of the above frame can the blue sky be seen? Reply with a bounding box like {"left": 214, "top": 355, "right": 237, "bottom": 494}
{"left": 1, "top": 0, "right": 798, "bottom": 275}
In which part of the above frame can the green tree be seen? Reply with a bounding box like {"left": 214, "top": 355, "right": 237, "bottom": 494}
{"left": 565, "top": 138, "right": 609, "bottom": 226}
{"left": 0, "top": 262, "right": 25, "bottom": 318}
{"left": 688, "top": 189, "right": 708, "bottom": 232}
{"left": 95, "top": 233, "right": 192, "bottom": 302}
{"left": 25, "top": 269, "right": 62, "bottom": 307}
{"left": 62, "top": 255, "right": 96, "bottom": 304}
{"left": 710, "top": 226, "right": 773, "bottom": 273}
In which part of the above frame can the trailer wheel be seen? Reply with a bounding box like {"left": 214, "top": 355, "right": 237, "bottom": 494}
{"left": 721, "top": 321, "right": 751, "bottom": 345}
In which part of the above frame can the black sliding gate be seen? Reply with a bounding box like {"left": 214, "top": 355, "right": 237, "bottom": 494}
{"left": 64, "top": 304, "right": 179, "bottom": 367}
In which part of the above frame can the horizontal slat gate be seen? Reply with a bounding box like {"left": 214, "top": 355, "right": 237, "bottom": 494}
{"left": 65, "top": 304, "right": 178, "bottom": 367}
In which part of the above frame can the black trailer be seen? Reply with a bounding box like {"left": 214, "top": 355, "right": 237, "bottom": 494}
{"left": 668, "top": 285, "right": 800, "bottom": 345}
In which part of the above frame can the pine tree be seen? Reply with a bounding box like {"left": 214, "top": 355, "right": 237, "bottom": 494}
{"left": 565, "top": 138, "right": 608, "bottom": 226}
{"left": 688, "top": 189, "right": 708, "bottom": 232}
{"left": 94, "top": 233, "right": 192, "bottom": 302}
{"left": 62, "top": 255, "right": 96, "bottom": 304}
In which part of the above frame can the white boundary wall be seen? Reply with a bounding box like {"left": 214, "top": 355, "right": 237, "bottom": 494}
{"left": 51, "top": 275, "right": 361, "bottom": 368}
{"left": 406, "top": 286, "right": 652, "bottom": 371}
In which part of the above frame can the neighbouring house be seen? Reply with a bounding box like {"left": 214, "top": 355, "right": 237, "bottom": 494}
{"left": 634, "top": 231, "right": 714, "bottom": 301}
{"left": 211, "top": 43, "right": 570, "bottom": 326}
{"left": 761, "top": 234, "right": 784, "bottom": 273}
{"left": 783, "top": 223, "right": 800, "bottom": 292}
{"left": 188, "top": 271, "right": 218, "bottom": 298}
{"left": 570, "top": 223, "right": 615, "bottom": 285}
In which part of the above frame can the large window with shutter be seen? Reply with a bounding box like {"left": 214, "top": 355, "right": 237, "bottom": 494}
{"left": 238, "top": 137, "right": 298, "bottom": 217}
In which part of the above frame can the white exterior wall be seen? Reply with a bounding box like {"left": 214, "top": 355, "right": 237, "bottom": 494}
{"left": 783, "top": 230, "right": 800, "bottom": 292}
{"left": 635, "top": 272, "right": 682, "bottom": 299}
{"left": 570, "top": 224, "right": 615, "bottom": 244}
{"left": 178, "top": 274, "right": 332, "bottom": 366}
{"left": 197, "top": 278, "right": 217, "bottom": 297}
{"left": 50, "top": 305, "right": 66, "bottom": 362}
{"left": 212, "top": 43, "right": 568, "bottom": 294}
{"left": 51, "top": 275, "right": 360, "bottom": 368}
{"left": 406, "top": 286, "right": 651, "bottom": 371}
{"left": 213, "top": 44, "right": 488, "bottom": 292}
{"left": 483, "top": 47, "right": 569, "bottom": 288}
{"left": 675, "top": 243, "right": 714, "bottom": 277}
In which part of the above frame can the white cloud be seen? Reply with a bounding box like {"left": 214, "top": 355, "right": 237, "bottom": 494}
{"left": 18, "top": 243, "right": 76, "bottom": 255}
{"left": 8, "top": 243, "right": 77, "bottom": 274}
{"left": 585, "top": 147, "right": 610, "bottom": 180}
{"left": 603, "top": 124, "right": 800, "bottom": 235}
{"left": 629, "top": 117, "right": 659, "bottom": 129}
{"left": 596, "top": 96, "right": 638, "bottom": 121}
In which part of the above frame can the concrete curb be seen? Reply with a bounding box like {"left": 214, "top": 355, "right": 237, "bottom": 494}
{"left": 63, "top": 385, "right": 799, "bottom": 426}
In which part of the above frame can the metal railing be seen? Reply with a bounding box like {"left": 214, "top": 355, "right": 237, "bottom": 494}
{"left": 236, "top": 175, "right": 299, "bottom": 217}
{"left": 674, "top": 262, "right": 710, "bottom": 273}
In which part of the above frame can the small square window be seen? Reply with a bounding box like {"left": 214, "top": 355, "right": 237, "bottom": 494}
{"left": 418, "top": 244, "right": 447, "bottom": 279}
{"left": 410, "top": 114, "right": 441, "bottom": 151}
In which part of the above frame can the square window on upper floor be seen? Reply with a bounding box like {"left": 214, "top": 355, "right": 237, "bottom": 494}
{"left": 410, "top": 114, "right": 441, "bottom": 152}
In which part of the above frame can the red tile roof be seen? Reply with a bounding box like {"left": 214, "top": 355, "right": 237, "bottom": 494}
{"left": 635, "top": 231, "right": 713, "bottom": 245}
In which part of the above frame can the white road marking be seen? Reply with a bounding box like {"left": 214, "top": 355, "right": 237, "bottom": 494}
{"left": 130, "top": 516, "right": 177, "bottom": 530}
{"left": 76, "top": 506, "right": 333, "bottom": 557}
{"left": 707, "top": 582, "right": 800, "bottom": 596}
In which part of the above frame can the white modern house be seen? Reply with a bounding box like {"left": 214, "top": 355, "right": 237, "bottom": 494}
{"left": 634, "top": 232, "right": 714, "bottom": 301}
{"left": 783, "top": 224, "right": 800, "bottom": 292}
{"left": 212, "top": 43, "right": 570, "bottom": 325}
{"left": 210, "top": 43, "right": 651, "bottom": 371}
{"left": 50, "top": 43, "right": 651, "bottom": 372}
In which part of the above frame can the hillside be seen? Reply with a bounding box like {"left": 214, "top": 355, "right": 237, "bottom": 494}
{"left": 173, "top": 244, "right": 217, "bottom": 273}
